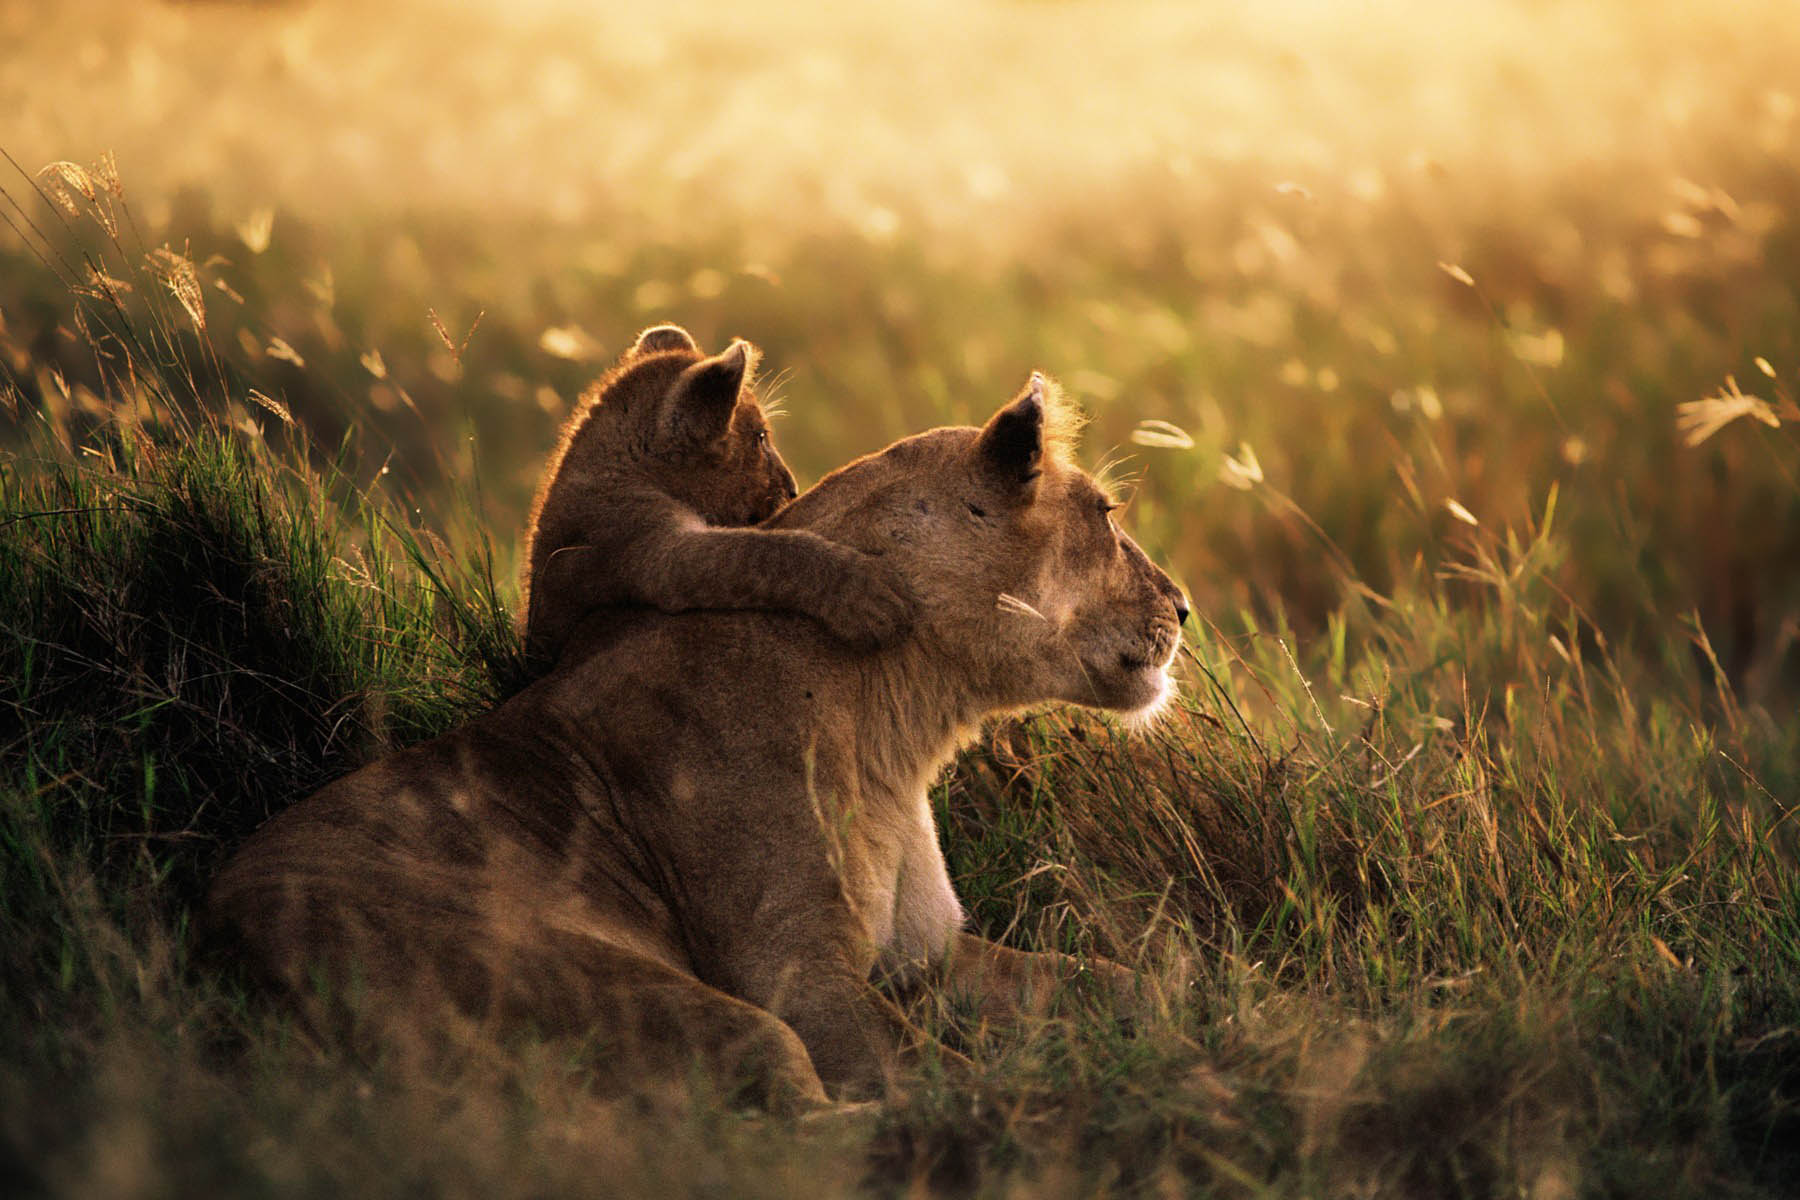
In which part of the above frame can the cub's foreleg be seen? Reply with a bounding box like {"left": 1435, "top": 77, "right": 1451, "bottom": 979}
{"left": 631, "top": 525, "right": 916, "bottom": 650}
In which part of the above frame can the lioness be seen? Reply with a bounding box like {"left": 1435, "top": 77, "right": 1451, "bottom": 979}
{"left": 208, "top": 373, "right": 1187, "bottom": 1108}
{"left": 520, "top": 324, "right": 914, "bottom": 666}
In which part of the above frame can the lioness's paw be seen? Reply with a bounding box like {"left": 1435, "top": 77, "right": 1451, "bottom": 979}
{"left": 821, "top": 558, "right": 917, "bottom": 649}
{"left": 1077, "top": 956, "right": 1158, "bottom": 1029}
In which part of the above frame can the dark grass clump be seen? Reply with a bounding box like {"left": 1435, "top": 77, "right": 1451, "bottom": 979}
{"left": 0, "top": 422, "right": 509, "bottom": 916}
{"left": 0, "top": 157, "right": 525, "bottom": 918}
{"left": 0, "top": 168, "right": 529, "bottom": 1196}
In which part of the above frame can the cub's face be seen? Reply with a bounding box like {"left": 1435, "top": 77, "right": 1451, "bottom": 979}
{"left": 630, "top": 330, "right": 799, "bottom": 527}
{"left": 666, "top": 398, "right": 799, "bottom": 528}
{"left": 781, "top": 374, "right": 1188, "bottom": 720}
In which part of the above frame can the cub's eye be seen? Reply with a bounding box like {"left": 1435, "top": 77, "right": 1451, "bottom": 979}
{"left": 756, "top": 430, "right": 769, "bottom": 445}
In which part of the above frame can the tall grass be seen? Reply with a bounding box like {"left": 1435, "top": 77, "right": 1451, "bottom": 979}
{"left": 2, "top": 142, "right": 1799, "bottom": 1198}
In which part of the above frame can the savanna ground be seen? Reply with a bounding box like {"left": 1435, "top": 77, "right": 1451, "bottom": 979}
{"left": 3, "top": 0, "right": 1799, "bottom": 1194}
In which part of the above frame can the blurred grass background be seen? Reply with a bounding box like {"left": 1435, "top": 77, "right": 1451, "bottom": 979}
{"left": 8, "top": 0, "right": 1800, "bottom": 693}
{"left": 3, "top": 0, "right": 1800, "bottom": 1195}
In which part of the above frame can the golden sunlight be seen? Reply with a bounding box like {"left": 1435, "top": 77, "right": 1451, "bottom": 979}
{"left": 5, "top": 0, "right": 1794, "bottom": 247}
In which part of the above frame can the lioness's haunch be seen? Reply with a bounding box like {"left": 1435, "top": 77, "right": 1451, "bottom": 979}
{"left": 520, "top": 323, "right": 914, "bottom": 668}
{"left": 208, "top": 374, "right": 1188, "bottom": 1108}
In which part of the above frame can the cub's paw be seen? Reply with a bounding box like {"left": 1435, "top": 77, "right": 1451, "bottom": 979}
{"left": 820, "top": 557, "right": 917, "bottom": 649}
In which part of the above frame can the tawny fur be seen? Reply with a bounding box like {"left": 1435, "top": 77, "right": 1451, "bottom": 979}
{"left": 208, "top": 374, "right": 1189, "bottom": 1109}
{"left": 519, "top": 323, "right": 914, "bottom": 667}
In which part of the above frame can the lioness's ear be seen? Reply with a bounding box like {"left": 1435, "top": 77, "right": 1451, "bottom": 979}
{"left": 664, "top": 339, "right": 755, "bottom": 445}
{"left": 631, "top": 323, "right": 700, "bottom": 357}
{"left": 977, "top": 372, "right": 1048, "bottom": 495}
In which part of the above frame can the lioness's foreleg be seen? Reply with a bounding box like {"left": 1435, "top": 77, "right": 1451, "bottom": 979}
{"left": 493, "top": 931, "right": 830, "bottom": 1114}
{"left": 932, "top": 932, "right": 1140, "bottom": 1025}
{"left": 728, "top": 955, "right": 921, "bottom": 1100}
{"left": 700, "top": 900, "right": 954, "bottom": 1100}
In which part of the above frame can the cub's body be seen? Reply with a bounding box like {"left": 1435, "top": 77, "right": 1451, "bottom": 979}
{"left": 520, "top": 326, "right": 911, "bottom": 667}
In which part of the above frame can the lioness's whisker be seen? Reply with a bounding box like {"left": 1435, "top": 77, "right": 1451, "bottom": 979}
{"left": 996, "top": 593, "right": 1047, "bottom": 621}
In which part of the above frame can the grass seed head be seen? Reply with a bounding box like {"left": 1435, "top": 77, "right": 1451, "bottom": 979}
{"left": 1675, "top": 375, "right": 1780, "bottom": 446}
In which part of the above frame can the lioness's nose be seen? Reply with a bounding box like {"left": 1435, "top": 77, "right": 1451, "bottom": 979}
{"left": 1160, "top": 576, "right": 1189, "bottom": 626}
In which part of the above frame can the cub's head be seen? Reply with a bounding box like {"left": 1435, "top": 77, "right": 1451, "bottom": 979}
{"left": 778, "top": 374, "right": 1189, "bottom": 720}
{"left": 603, "top": 324, "right": 798, "bottom": 526}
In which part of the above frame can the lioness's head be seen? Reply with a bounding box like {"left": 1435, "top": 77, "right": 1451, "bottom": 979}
{"left": 777, "top": 374, "right": 1188, "bottom": 719}
{"left": 605, "top": 324, "right": 798, "bottom": 526}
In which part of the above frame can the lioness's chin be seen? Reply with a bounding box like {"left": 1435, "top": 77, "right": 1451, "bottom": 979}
{"left": 1122, "top": 668, "right": 1175, "bottom": 728}
{"left": 1074, "top": 658, "right": 1175, "bottom": 723}
{"left": 1116, "top": 664, "right": 1174, "bottom": 725}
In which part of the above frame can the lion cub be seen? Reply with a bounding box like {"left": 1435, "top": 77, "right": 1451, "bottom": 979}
{"left": 521, "top": 324, "right": 914, "bottom": 666}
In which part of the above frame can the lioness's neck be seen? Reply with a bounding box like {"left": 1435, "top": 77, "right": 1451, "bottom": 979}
{"left": 847, "top": 639, "right": 987, "bottom": 794}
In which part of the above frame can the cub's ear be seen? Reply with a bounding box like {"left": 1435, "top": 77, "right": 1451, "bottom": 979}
{"left": 631, "top": 323, "right": 700, "bottom": 357}
{"left": 976, "top": 372, "right": 1048, "bottom": 495}
{"left": 664, "top": 339, "right": 755, "bottom": 446}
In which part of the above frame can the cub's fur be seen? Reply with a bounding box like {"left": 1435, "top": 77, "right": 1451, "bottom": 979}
{"left": 520, "top": 324, "right": 913, "bottom": 666}
{"left": 209, "top": 374, "right": 1188, "bottom": 1109}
